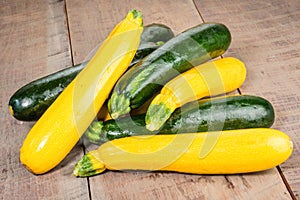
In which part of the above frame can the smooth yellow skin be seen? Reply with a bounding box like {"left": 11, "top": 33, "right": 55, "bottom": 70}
{"left": 87, "top": 128, "right": 292, "bottom": 175}
{"left": 146, "top": 57, "right": 247, "bottom": 131}
{"left": 162, "top": 57, "right": 247, "bottom": 107}
{"left": 20, "top": 11, "right": 143, "bottom": 174}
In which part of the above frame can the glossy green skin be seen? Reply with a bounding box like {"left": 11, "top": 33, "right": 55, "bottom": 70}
{"left": 108, "top": 23, "right": 231, "bottom": 118}
{"left": 85, "top": 95, "right": 275, "bottom": 144}
{"left": 9, "top": 24, "right": 174, "bottom": 121}
{"left": 9, "top": 62, "right": 87, "bottom": 121}
{"left": 140, "top": 23, "right": 175, "bottom": 43}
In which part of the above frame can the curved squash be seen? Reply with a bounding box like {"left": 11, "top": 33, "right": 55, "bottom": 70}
{"left": 84, "top": 95, "right": 275, "bottom": 144}
{"left": 74, "top": 128, "right": 293, "bottom": 177}
{"left": 8, "top": 23, "right": 174, "bottom": 121}
{"left": 20, "top": 10, "right": 143, "bottom": 174}
{"left": 108, "top": 22, "right": 232, "bottom": 119}
{"left": 146, "top": 57, "right": 247, "bottom": 131}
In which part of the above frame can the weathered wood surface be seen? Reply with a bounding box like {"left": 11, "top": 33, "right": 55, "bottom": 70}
{"left": 66, "top": 0, "right": 201, "bottom": 65}
{"left": 0, "top": 0, "right": 299, "bottom": 199}
{"left": 0, "top": 0, "right": 89, "bottom": 199}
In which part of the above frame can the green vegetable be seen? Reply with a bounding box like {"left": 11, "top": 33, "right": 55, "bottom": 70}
{"left": 140, "top": 23, "right": 175, "bottom": 43}
{"left": 9, "top": 24, "right": 174, "bottom": 121}
{"left": 108, "top": 22, "right": 231, "bottom": 119}
{"left": 85, "top": 95, "right": 274, "bottom": 144}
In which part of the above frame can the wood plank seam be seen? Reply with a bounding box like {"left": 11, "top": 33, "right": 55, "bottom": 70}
{"left": 276, "top": 166, "right": 297, "bottom": 200}
{"left": 64, "top": 0, "right": 75, "bottom": 67}
{"left": 87, "top": 177, "right": 93, "bottom": 200}
{"left": 192, "top": 0, "right": 206, "bottom": 23}
{"left": 64, "top": 0, "right": 92, "bottom": 199}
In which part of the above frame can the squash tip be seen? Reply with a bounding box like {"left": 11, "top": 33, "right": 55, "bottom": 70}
{"left": 129, "top": 10, "right": 142, "bottom": 18}
{"left": 127, "top": 10, "right": 143, "bottom": 27}
{"left": 73, "top": 151, "right": 106, "bottom": 177}
{"left": 9, "top": 105, "right": 14, "bottom": 116}
{"left": 145, "top": 102, "right": 174, "bottom": 131}
{"left": 108, "top": 92, "right": 131, "bottom": 119}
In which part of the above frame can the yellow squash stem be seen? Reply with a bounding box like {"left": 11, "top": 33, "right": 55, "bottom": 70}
{"left": 73, "top": 128, "right": 293, "bottom": 177}
{"left": 146, "top": 57, "right": 247, "bottom": 131}
{"left": 20, "top": 10, "right": 143, "bottom": 174}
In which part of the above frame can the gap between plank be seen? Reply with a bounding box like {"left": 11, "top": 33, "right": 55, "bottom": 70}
{"left": 193, "top": 0, "right": 242, "bottom": 95}
{"left": 82, "top": 140, "right": 92, "bottom": 200}
{"left": 276, "top": 166, "right": 297, "bottom": 200}
{"left": 63, "top": 1, "right": 92, "bottom": 200}
{"left": 64, "top": 0, "right": 75, "bottom": 67}
{"left": 192, "top": 0, "right": 206, "bottom": 23}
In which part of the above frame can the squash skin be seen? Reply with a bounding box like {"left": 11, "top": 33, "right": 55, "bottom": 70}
{"left": 9, "top": 24, "right": 174, "bottom": 121}
{"left": 108, "top": 22, "right": 231, "bottom": 119}
{"left": 84, "top": 95, "right": 275, "bottom": 144}
{"left": 20, "top": 10, "right": 143, "bottom": 174}
{"left": 145, "top": 57, "right": 247, "bottom": 131}
{"left": 74, "top": 128, "right": 293, "bottom": 177}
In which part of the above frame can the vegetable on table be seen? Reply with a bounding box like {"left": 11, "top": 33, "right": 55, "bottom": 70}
{"left": 74, "top": 128, "right": 293, "bottom": 177}
{"left": 9, "top": 23, "right": 174, "bottom": 121}
{"left": 146, "top": 57, "right": 247, "bottom": 131}
{"left": 108, "top": 22, "right": 232, "bottom": 119}
{"left": 140, "top": 23, "right": 174, "bottom": 43}
{"left": 20, "top": 10, "right": 143, "bottom": 174}
{"left": 85, "top": 95, "right": 275, "bottom": 144}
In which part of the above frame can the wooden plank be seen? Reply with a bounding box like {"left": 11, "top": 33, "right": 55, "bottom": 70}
{"left": 67, "top": 0, "right": 292, "bottom": 199}
{"left": 66, "top": 0, "right": 202, "bottom": 65}
{"left": 194, "top": 0, "right": 300, "bottom": 198}
{"left": 0, "top": 0, "right": 89, "bottom": 199}
{"left": 87, "top": 169, "right": 291, "bottom": 200}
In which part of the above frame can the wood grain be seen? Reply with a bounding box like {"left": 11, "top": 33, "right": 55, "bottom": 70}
{"left": 1, "top": 0, "right": 298, "bottom": 199}
{"left": 65, "top": 0, "right": 202, "bottom": 65}
{"left": 0, "top": 0, "right": 89, "bottom": 199}
{"left": 194, "top": 0, "right": 300, "bottom": 198}
{"left": 88, "top": 169, "right": 291, "bottom": 200}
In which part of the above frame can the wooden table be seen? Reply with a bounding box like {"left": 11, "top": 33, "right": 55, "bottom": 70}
{"left": 1, "top": 0, "right": 299, "bottom": 199}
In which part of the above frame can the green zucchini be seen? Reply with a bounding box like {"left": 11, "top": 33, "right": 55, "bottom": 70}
{"left": 140, "top": 23, "right": 175, "bottom": 43}
{"left": 108, "top": 22, "right": 231, "bottom": 119}
{"left": 9, "top": 24, "right": 174, "bottom": 121}
{"left": 85, "top": 95, "right": 274, "bottom": 144}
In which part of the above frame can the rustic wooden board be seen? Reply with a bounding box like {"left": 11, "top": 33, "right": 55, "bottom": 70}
{"left": 0, "top": 0, "right": 89, "bottom": 199}
{"left": 1, "top": 0, "right": 298, "bottom": 199}
{"left": 66, "top": 0, "right": 294, "bottom": 199}
{"left": 194, "top": 0, "right": 300, "bottom": 198}
{"left": 65, "top": 0, "right": 202, "bottom": 65}
{"left": 87, "top": 169, "right": 291, "bottom": 200}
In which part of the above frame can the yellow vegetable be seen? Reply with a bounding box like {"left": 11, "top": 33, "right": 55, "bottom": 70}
{"left": 146, "top": 57, "right": 247, "bottom": 131}
{"left": 73, "top": 128, "right": 293, "bottom": 177}
{"left": 20, "top": 10, "right": 143, "bottom": 174}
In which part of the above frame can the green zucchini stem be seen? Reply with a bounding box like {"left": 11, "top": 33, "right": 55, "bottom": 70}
{"left": 84, "top": 121, "right": 108, "bottom": 144}
{"left": 146, "top": 102, "right": 174, "bottom": 131}
{"left": 73, "top": 151, "right": 106, "bottom": 177}
{"left": 108, "top": 92, "right": 131, "bottom": 119}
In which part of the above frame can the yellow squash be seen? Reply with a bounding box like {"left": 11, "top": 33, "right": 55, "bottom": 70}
{"left": 20, "top": 10, "right": 143, "bottom": 174}
{"left": 73, "top": 128, "right": 293, "bottom": 177}
{"left": 146, "top": 57, "right": 247, "bottom": 131}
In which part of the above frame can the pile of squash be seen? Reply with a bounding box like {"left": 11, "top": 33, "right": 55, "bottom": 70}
{"left": 9, "top": 10, "right": 292, "bottom": 176}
